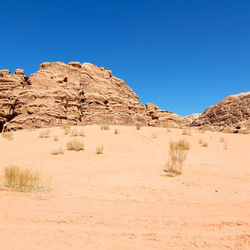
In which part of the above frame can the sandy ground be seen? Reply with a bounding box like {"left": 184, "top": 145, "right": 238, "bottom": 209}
{"left": 0, "top": 125, "right": 249, "bottom": 250}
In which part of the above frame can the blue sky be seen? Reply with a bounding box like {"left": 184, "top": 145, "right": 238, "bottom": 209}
{"left": 1, "top": 0, "right": 249, "bottom": 116}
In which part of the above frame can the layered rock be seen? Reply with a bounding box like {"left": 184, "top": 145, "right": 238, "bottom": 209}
{"left": 145, "top": 103, "right": 186, "bottom": 127}
{"left": 0, "top": 61, "right": 189, "bottom": 131}
{"left": 183, "top": 113, "right": 200, "bottom": 124}
{"left": 192, "top": 92, "right": 250, "bottom": 131}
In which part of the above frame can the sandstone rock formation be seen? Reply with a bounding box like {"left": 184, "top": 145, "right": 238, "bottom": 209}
{"left": 192, "top": 92, "right": 250, "bottom": 131}
{"left": 145, "top": 103, "right": 185, "bottom": 127}
{"left": 183, "top": 113, "right": 200, "bottom": 124}
{"left": 0, "top": 61, "right": 185, "bottom": 131}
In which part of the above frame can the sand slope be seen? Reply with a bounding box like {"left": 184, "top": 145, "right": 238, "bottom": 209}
{"left": 0, "top": 126, "right": 249, "bottom": 249}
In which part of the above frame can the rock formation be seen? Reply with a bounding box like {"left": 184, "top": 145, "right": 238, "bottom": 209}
{"left": 192, "top": 92, "right": 250, "bottom": 131}
{"left": 0, "top": 61, "right": 184, "bottom": 131}
{"left": 145, "top": 103, "right": 185, "bottom": 127}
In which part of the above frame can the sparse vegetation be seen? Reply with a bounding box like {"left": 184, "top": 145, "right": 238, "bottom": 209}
{"left": 151, "top": 132, "right": 158, "bottom": 138}
{"left": 70, "top": 128, "right": 78, "bottom": 137}
{"left": 39, "top": 129, "right": 50, "bottom": 138}
{"left": 114, "top": 128, "right": 120, "bottom": 134}
{"left": 66, "top": 139, "right": 84, "bottom": 151}
{"left": 198, "top": 138, "right": 208, "bottom": 147}
{"left": 220, "top": 137, "right": 225, "bottom": 143}
{"left": 182, "top": 129, "right": 192, "bottom": 136}
{"left": 96, "top": 144, "right": 104, "bottom": 154}
{"left": 201, "top": 141, "right": 208, "bottom": 147}
{"left": 135, "top": 123, "right": 141, "bottom": 130}
{"left": 221, "top": 127, "right": 233, "bottom": 133}
{"left": 3, "top": 166, "right": 45, "bottom": 192}
{"left": 100, "top": 124, "right": 110, "bottom": 130}
{"left": 51, "top": 147, "right": 64, "bottom": 155}
{"left": 62, "top": 123, "right": 71, "bottom": 135}
{"left": 1, "top": 131, "right": 14, "bottom": 140}
{"left": 238, "top": 129, "right": 249, "bottom": 134}
{"left": 53, "top": 135, "right": 58, "bottom": 141}
{"left": 164, "top": 139, "right": 190, "bottom": 176}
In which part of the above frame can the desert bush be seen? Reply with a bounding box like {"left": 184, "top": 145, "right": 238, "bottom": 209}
{"left": 135, "top": 123, "right": 141, "bottom": 130}
{"left": 1, "top": 131, "right": 14, "bottom": 140}
{"left": 4, "top": 166, "right": 44, "bottom": 192}
{"left": 70, "top": 128, "right": 78, "bottom": 137}
{"left": 238, "top": 129, "right": 249, "bottom": 134}
{"left": 66, "top": 139, "right": 84, "bottom": 151}
{"left": 151, "top": 132, "right": 158, "bottom": 138}
{"left": 39, "top": 129, "right": 50, "bottom": 138}
{"left": 53, "top": 135, "right": 58, "bottom": 141}
{"left": 51, "top": 147, "right": 64, "bottom": 155}
{"left": 182, "top": 129, "right": 192, "bottom": 136}
{"left": 114, "top": 128, "right": 120, "bottom": 134}
{"left": 100, "top": 124, "right": 110, "bottom": 130}
{"left": 78, "top": 130, "right": 86, "bottom": 137}
{"left": 201, "top": 141, "right": 208, "bottom": 147}
{"left": 96, "top": 144, "right": 104, "bottom": 154}
{"left": 164, "top": 139, "right": 190, "bottom": 176}
{"left": 62, "top": 123, "right": 71, "bottom": 135}
{"left": 221, "top": 127, "right": 233, "bottom": 133}
{"left": 69, "top": 128, "right": 85, "bottom": 137}
{"left": 220, "top": 137, "right": 225, "bottom": 143}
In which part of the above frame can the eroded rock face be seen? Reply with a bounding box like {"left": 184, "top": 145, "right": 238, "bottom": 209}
{"left": 145, "top": 103, "right": 186, "bottom": 127}
{"left": 0, "top": 61, "right": 187, "bottom": 131}
{"left": 192, "top": 92, "right": 250, "bottom": 131}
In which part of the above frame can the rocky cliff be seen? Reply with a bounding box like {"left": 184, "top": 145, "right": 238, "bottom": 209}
{"left": 0, "top": 61, "right": 185, "bottom": 131}
{"left": 192, "top": 92, "right": 250, "bottom": 131}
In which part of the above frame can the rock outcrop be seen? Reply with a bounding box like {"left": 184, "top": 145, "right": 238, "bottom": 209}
{"left": 183, "top": 113, "right": 200, "bottom": 124}
{"left": 1, "top": 61, "right": 184, "bottom": 131}
{"left": 145, "top": 103, "right": 185, "bottom": 127}
{"left": 192, "top": 92, "right": 250, "bottom": 131}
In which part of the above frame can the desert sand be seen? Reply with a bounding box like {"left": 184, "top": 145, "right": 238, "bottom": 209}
{"left": 0, "top": 125, "right": 249, "bottom": 249}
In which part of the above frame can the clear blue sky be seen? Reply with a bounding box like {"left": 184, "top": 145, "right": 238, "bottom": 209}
{"left": 1, "top": 0, "right": 249, "bottom": 116}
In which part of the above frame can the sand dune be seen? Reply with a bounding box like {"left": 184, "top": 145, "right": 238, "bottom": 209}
{"left": 0, "top": 125, "right": 249, "bottom": 249}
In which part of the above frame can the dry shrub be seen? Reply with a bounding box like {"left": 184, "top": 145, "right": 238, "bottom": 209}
{"left": 182, "top": 129, "right": 192, "bottom": 136}
{"left": 135, "top": 123, "right": 141, "bottom": 130}
{"left": 100, "top": 124, "right": 110, "bottom": 130}
{"left": 96, "top": 144, "right": 104, "bottom": 154}
{"left": 69, "top": 128, "right": 85, "bottom": 137}
{"left": 164, "top": 139, "right": 190, "bottom": 176}
{"left": 221, "top": 127, "right": 233, "bottom": 133}
{"left": 238, "top": 129, "right": 249, "bottom": 134}
{"left": 53, "top": 135, "right": 58, "bottom": 141}
{"left": 66, "top": 139, "right": 84, "bottom": 151}
{"left": 220, "top": 137, "right": 225, "bottom": 143}
{"left": 151, "top": 132, "right": 158, "bottom": 138}
{"left": 39, "top": 129, "right": 50, "bottom": 138}
{"left": 62, "top": 123, "right": 71, "bottom": 135}
{"left": 3, "top": 166, "right": 46, "bottom": 192}
{"left": 51, "top": 147, "right": 64, "bottom": 155}
{"left": 70, "top": 128, "right": 78, "bottom": 137}
{"left": 198, "top": 138, "right": 208, "bottom": 147}
{"left": 78, "top": 130, "right": 86, "bottom": 137}
{"left": 114, "top": 128, "right": 120, "bottom": 134}
{"left": 1, "top": 131, "right": 13, "bottom": 140}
